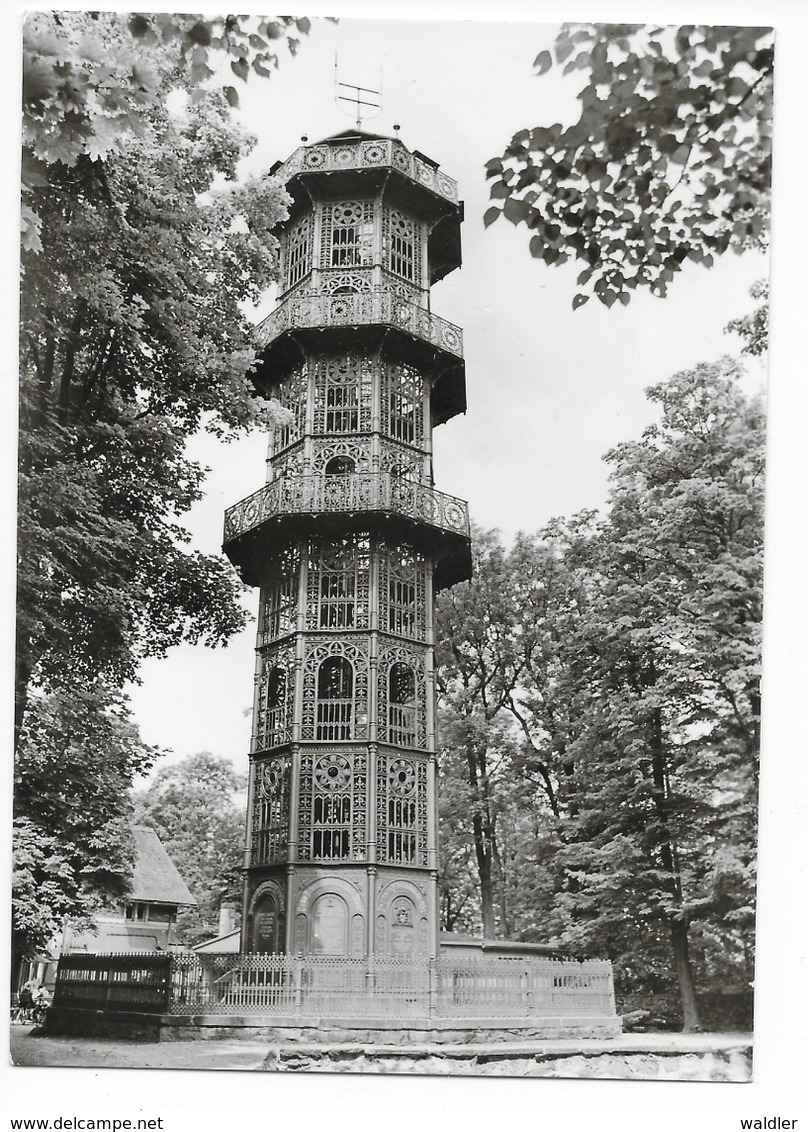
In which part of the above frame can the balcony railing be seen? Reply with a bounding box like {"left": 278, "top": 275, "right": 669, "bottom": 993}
{"left": 256, "top": 289, "right": 463, "bottom": 359}
{"left": 224, "top": 473, "right": 470, "bottom": 546}
{"left": 276, "top": 138, "right": 459, "bottom": 204}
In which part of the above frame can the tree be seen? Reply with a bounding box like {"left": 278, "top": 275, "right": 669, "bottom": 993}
{"left": 15, "top": 11, "right": 307, "bottom": 952}
{"left": 17, "top": 13, "right": 303, "bottom": 748}
{"left": 133, "top": 753, "right": 246, "bottom": 946}
{"left": 485, "top": 24, "right": 773, "bottom": 308}
{"left": 12, "top": 687, "right": 157, "bottom": 973}
{"left": 21, "top": 12, "right": 312, "bottom": 249}
{"left": 436, "top": 529, "right": 526, "bottom": 938}
{"left": 435, "top": 360, "right": 763, "bottom": 1029}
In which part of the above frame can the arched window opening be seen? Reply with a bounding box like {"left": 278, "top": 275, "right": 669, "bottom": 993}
{"left": 325, "top": 455, "right": 356, "bottom": 476}
{"left": 388, "top": 662, "right": 417, "bottom": 747}
{"left": 317, "top": 657, "right": 354, "bottom": 740}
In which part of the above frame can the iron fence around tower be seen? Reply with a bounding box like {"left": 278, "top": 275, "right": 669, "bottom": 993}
{"left": 165, "top": 953, "right": 614, "bottom": 1020}
{"left": 52, "top": 951, "right": 615, "bottom": 1021}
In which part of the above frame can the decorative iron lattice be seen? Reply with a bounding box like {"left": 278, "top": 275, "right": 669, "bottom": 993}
{"left": 309, "top": 438, "right": 372, "bottom": 477}
{"left": 283, "top": 213, "right": 313, "bottom": 291}
{"left": 274, "top": 139, "right": 459, "bottom": 204}
{"left": 254, "top": 642, "right": 295, "bottom": 751}
{"left": 301, "top": 640, "right": 370, "bottom": 742}
{"left": 252, "top": 754, "right": 290, "bottom": 864}
{"left": 312, "top": 355, "right": 374, "bottom": 435}
{"left": 223, "top": 473, "right": 470, "bottom": 546}
{"left": 268, "top": 442, "right": 306, "bottom": 481}
{"left": 378, "top": 543, "right": 427, "bottom": 639}
{"left": 377, "top": 642, "right": 427, "bottom": 750}
{"left": 382, "top": 206, "right": 422, "bottom": 285}
{"left": 320, "top": 201, "right": 375, "bottom": 270}
{"left": 256, "top": 292, "right": 463, "bottom": 359}
{"left": 164, "top": 952, "right": 615, "bottom": 1019}
{"left": 381, "top": 362, "right": 424, "bottom": 446}
{"left": 269, "top": 367, "right": 308, "bottom": 455}
{"left": 297, "top": 747, "right": 367, "bottom": 861}
{"left": 317, "top": 269, "right": 374, "bottom": 294}
{"left": 258, "top": 544, "right": 300, "bottom": 647}
{"left": 305, "top": 534, "right": 371, "bottom": 634}
{"left": 376, "top": 751, "right": 428, "bottom": 866}
{"left": 379, "top": 441, "right": 426, "bottom": 484}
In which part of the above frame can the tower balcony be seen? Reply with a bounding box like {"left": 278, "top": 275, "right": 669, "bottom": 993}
{"left": 256, "top": 289, "right": 463, "bottom": 360}
{"left": 223, "top": 473, "right": 472, "bottom": 590}
{"left": 274, "top": 137, "right": 459, "bottom": 206}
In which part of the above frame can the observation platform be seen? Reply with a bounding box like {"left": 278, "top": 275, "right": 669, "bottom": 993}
{"left": 253, "top": 289, "right": 466, "bottom": 427}
{"left": 223, "top": 472, "right": 472, "bottom": 590}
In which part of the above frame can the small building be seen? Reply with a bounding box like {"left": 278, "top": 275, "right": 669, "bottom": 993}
{"left": 61, "top": 827, "right": 196, "bottom": 954}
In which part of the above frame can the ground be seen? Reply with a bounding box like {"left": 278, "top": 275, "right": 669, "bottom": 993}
{"left": 9, "top": 1025, "right": 753, "bottom": 1080}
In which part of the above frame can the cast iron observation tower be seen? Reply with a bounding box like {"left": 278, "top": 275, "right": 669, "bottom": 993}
{"left": 223, "top": 130, "right": 471, "bottom": 961}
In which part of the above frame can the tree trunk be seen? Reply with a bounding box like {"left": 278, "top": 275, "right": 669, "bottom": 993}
{"left": 670, "top": 916, "right": 702, "bottom": 1032}
{"left": 14, "top": 652, "right": 32, "bottom": 757}
{"left": 472, "top": 810, "right": 496, "bottom": 938}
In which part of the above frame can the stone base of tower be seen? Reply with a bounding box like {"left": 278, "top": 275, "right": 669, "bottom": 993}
{"left": 243, "top": 864, "right": 439, "bottom": 961}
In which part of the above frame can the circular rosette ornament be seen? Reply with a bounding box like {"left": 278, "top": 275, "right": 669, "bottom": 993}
{"left": 388, "top": 757, "right": 416, "bottom": 797}
{"left": 259, "top": 759, "right": 285, "bottom": 799}
{"left": 315, "top": 752, "right": 353, "bottom": 791}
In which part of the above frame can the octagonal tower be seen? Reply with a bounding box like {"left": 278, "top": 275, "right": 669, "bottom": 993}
{"left": 223, "top": 130, "right": 471, "bottom": 962}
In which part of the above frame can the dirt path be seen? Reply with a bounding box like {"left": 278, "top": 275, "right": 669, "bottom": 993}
{"left": 9, "top": 1025, "right": 753, "bottom": 1080}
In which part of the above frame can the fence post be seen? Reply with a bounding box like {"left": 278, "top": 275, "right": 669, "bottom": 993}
{"left": 428, "top": 960, "right": 437, "bottom": 1019}
{"left": 103, "top": 960, "right": 113, "bottom": 1012}
{"left": 524, "top": 966, "right": 534, "bottom": 1017}
{"left": 293, "top": 957, "right": 303, "bottom": 1017}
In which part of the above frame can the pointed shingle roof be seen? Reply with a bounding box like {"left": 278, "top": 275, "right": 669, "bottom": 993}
{"left": 130, "top": 827, "right": 196, "bottom": 906}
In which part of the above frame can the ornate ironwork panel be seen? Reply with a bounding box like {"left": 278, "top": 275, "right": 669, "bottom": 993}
{"left": 305, "top": 534, "right": 371, "bottom": 633}
{"left": 301, "top": 640, "right": 370, "bottom": 742}
{"left": 310, "top": 438, "right": 372, "bottom": 477}
{"left": 254, "top": 641, "right": 295, "bottom": 751}
{"left": 377, "top": 641, "right": 427, "bottom": 749}
{"left": 283, "top": 213, "right": 313, "bottom": 291}
{"left": 318, "top": 268, "right": 374, "bottom": 294}
{"left": 312, "top": 355, "right": 373, "bottom": 435}
{"left": 382, "top": 206, "right": 422, "bottom": 285}
{"left": 251, "top": 754, "right": 290, "bottom": 864}
{"left": 382, "top": 361, "right": 424, "bottom": 446}
{"left": 258, "top": 544, "right": 300, "bottom": 646}
{"left": 270, "top": 367, "right": 307, "bottom": 455}
{"left": 376, "top": 752, "right": 428, "bottom": 867}
{"left": 320, "top": 201, "right": 375, "bottom": 270}
{"left": 297, "top": 747, "right": 367, "bottom": 862}
{"left": 379, "top": 543, "right": 427, "bottom": 639}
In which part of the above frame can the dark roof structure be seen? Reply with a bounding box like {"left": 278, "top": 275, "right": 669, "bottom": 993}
{"left": 130, "top": 827, "right": 196, "bottom": 906}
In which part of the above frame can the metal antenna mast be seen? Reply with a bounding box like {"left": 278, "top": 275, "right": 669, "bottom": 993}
{"left": 334, "top": 54, "right": 382, "bottom": 129}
